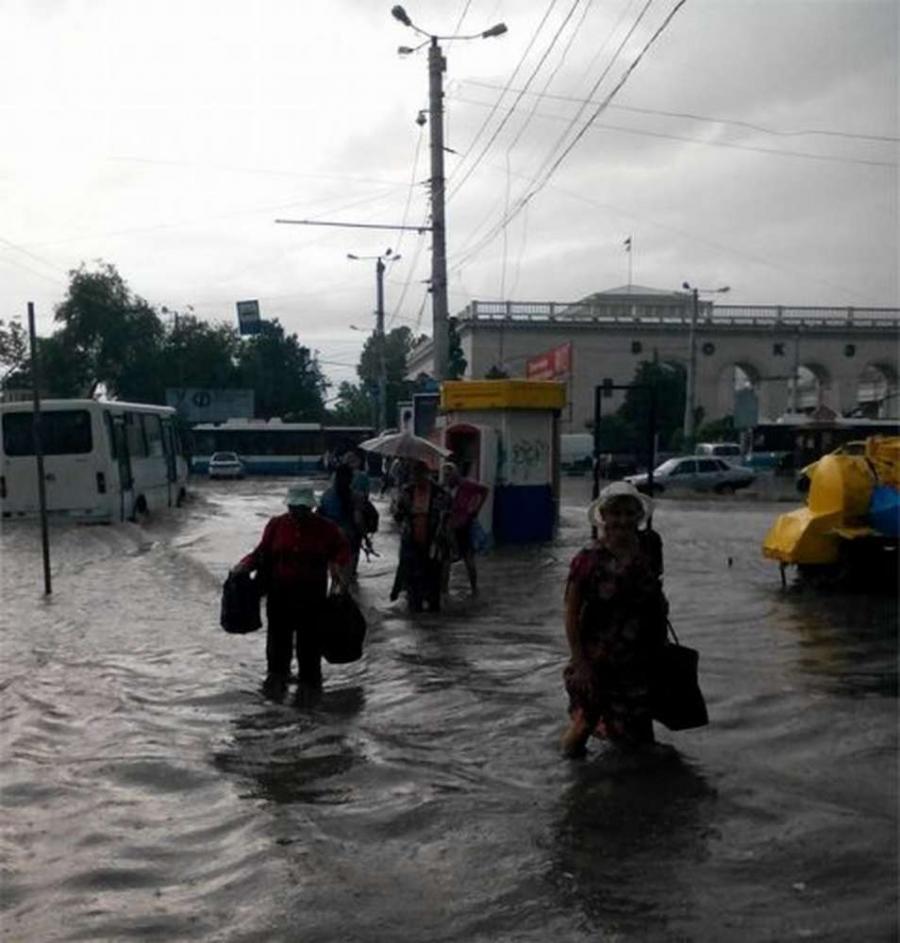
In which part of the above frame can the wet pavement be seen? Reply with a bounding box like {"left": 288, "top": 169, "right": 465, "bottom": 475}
{"left": 1, "top": 477, "right": 896, "bottom": 941}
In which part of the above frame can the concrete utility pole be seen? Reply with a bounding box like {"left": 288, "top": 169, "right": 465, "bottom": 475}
{"left": 392, "top": 5, "right": 507, "bottom": 383}
{"left": 348, "top": 250, "right": 400, "bottom": 433}
{"left": 681, "top": 282, "right": 730, "bottom": 451}
{"left": 375, "top": 256, "right": 388, "bottom": 432}
{"left": 684, "top": 286, "right": 699, "bottom": 450}
{"left": 428, "top": 36, "right": 449, "bottom": 383}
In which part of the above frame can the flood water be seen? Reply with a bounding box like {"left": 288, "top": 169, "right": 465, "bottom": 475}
{"left": 2, "top": 478, "right": 896, "bottom": 942}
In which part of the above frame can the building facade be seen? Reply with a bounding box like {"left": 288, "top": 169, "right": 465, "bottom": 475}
{"left": 407, "top": 287, "right": 900, "bottom": 433}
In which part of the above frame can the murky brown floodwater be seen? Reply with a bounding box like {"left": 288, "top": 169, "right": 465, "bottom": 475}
{"left": 2, "top": 477, "right": 896, "bottom": 942}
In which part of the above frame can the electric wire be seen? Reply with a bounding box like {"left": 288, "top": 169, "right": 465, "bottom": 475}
{"left": 459, "top": 80, "right": 900, "bottom": 143}
{"left": 445, "top": 0, "right": 562, "bottom": 193}
{"left": 452, "top": 0, "right": 688, "bottom": 273}
{"left": 448, "top": 94, "right": 899, "bottom": 168}
{"left": 450, "top": 0, "right": 657, "bottom": 269}
{"left": 447, "top": 0, "right": 585, "bottom": 203}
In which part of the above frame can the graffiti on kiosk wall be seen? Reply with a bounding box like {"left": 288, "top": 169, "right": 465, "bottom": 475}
{"left": 507, "top": 437, "right": 547, "bottom": 483}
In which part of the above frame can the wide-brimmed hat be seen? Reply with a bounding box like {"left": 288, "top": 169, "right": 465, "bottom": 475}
{"left": 285, "top": 484, "right": 316, "bottom": 508}
{"left": 588, "top": 480, "right": 652, "bottom": 527}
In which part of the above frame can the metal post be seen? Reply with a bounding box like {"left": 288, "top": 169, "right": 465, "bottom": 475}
{"left": 683, "top": 287, "right": 699, "bottom": 450}
{"left": 27, "top": 302, "right": 52, "bottom": 595}
{"left": 591, "top": 385, "right": 603, "bottom": 539}
{"left": 790, "top": 328, "right": 800, "bottom": 414}
{"left": 647, "top": 385, "right": 657, "bottom": 500}
{"left": 375, "top": 257, "right": 387, "bottom": 433}
{"left": 428, "top": 36, "right": 449, "bottom": 382}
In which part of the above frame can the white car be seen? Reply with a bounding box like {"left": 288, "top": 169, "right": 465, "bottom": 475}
{"left": 626, "top": 456, "right": 756, "bottom": 495}
{"left": 208, "top": 451, "right": 245, "bottom": 480}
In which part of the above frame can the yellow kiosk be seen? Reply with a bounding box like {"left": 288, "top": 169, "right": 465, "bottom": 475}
{"left": 439, "top": 380, "right": 566, "bottom": 543}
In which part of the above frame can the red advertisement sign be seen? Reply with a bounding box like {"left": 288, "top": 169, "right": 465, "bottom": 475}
{"left": 526, "top": 341, "right": 572, "bottom": 380}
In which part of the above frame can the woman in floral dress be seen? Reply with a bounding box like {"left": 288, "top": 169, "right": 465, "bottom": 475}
{"left": 561, "top": 481, "right": 668, "bottom": 757}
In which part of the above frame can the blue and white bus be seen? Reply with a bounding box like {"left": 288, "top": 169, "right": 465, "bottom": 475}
{"left": 1, "top": 399, "right": 189, "bottom": 522}
{"left": 189, "top": 420, "right": 375, "bottom": 475}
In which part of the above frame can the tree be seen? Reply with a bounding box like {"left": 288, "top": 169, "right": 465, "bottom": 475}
{"left": 485, "top": 364, "right": 510, "bottom": 379}
{"left": 329, "top": 380, "right": 375, "bottom": 426}
{"left": 158, "top": 313, "right": 241, "bottom": 393}
{"left": 619, "top": 361, "right": 687, "bottom": 450}
{"left": 236, "top": 319, "right": 327, "bottom": 419}
{"left": 356, "top": 326, "right": 420, "bottom": 427}
{"left": 51, "top": 261, "right": 167, "bottom": 400}
{"left": 447, "top": 316, "right": 467, "bottom": 380}
{"left": 0, "top": 318, "right": 28, "bottom": 380}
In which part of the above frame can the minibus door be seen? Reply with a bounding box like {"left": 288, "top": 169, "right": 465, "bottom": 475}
{"left": 163, "top": 422, "right": 178, "bottom": 507}
{"left": 113, "top": 417, "right": 134, "bottom": 522}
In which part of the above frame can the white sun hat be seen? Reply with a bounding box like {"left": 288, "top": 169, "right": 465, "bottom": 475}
{"left": 284, "top": 484, "right": 316, "bottom": 508}
{"left": 587, "top": 480, "right": 652, "bottom": 527}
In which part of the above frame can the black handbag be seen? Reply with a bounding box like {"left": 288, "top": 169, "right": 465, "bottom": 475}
{"left": 319, "top": 593, "right": 367, "bottom": 664}
{"left": 650, "top": 622, "right": 709, "bottom": 731}
{"left": 219, "top": 572, "right": 263, "bottom": 635}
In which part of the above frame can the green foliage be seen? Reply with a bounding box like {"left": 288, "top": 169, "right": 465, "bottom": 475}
{"left": 447, "top": 317, "right": 467, "bottom": 380}
{"left": 10, "top": 261, "right": 327, "bottom": 419}
{"left": 696, "top": 415, "right": 736, "bottom": 443}
{"left": 485, "top": 364, "right": 510, "bottom": 379}
{"left": 0, "top": 318, "right": 28, "bottom": 380}
{"left": 590, "top": 414, "right": 635, "bottom": 452}
{"left": 47, "top": 262, "right": 164, "bottom": 398}
{"left": 355, "top": 325, "right": 419, "bottom": 426}
{"left": 329, "top": 381, "right": 375, "bottom": 426}
{"left": 236, "top": 320, "right": 328, "bottom": 420}
{"left": 619, "top": 361, "right": 686, "bottom": 450}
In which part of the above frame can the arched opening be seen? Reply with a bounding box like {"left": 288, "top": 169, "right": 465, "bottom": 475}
{"left": 788, "top": 363, "right": 831, "bottom": 414}
{"left": 714, "top": 361, "right": 762, "bottom": 424}
{"left": 855, "top": 363, "right": 898, "bottom": 418}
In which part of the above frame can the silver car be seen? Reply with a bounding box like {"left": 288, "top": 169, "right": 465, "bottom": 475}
{"left": 208, "top": 451, "right": 245, "bottom": 480}
{"left": 626, "top": 456, "right": 755, "bottom": 495}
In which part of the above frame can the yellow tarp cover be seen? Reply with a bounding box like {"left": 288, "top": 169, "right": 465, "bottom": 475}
{"left": 762, "top": 453, "right": 875, "bottom": 564}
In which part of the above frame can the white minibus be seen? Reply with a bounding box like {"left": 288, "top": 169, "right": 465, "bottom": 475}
{"left": 1, "top": 399, "right": 188, "bottom": 522}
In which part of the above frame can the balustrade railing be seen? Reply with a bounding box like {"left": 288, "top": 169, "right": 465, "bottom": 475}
{"left": 458, "top": 300, "right": 899, "bottom": 329}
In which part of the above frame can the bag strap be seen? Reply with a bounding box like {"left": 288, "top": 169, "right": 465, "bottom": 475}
{"left": 666, "top": 619, "right": 680, "bottom": 645}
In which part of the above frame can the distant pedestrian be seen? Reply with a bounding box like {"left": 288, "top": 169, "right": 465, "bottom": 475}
{"left": 318, "top": 464, "right": 365, "bottom": 580}
{"left": 441, "top": 462, "right": 489, "bottom": 595}
{"left": 343, "top": 450, "right": 371, "bottom": 499}
{"left": 560, "top": 481, "right": 668, "bottom": 757}
{"left": 232, "top": 484, "right": 350, "bottom": 698}
{"left": 391, "top": 461, "right": 449, "bottom": 612}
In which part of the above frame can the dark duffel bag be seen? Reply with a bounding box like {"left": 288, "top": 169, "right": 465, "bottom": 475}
{"left": 650, "top": 622, "right": 709, "bottom": 731}
{"left": 319, "top": 592, "right": 367, "bottom": 664}
{"left": 220, "top": 572, "right": 263, "bottom": 635}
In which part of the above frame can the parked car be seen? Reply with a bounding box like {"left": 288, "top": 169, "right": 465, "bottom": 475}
{"left": 625, "top": 456, "right": 756, "bottom": 495}
{"left": 208, "top": 451, "right": 245, "bottom": 480}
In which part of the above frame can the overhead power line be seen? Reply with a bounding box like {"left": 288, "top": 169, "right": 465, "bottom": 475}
{"left": 458, "top": 78, "right": 900, "bottom": 144}
{"left": 447, "top": 0, "right": 586, "bottom": 203}
{"left": 448, "top": 94, "right": 899, "bottom": 168}
{"left": 446, "top": 0, "right": 562, "bottom": 193}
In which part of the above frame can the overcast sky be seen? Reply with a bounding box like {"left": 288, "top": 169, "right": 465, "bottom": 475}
{"left": 2, "top": 0, "right": 897, "bottom": 394}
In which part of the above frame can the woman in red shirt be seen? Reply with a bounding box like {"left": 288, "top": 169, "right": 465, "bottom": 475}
{"left": 233, "top": 485, "right": 350, "bottom": 695}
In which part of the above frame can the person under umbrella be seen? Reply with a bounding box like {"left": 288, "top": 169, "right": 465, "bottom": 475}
{"left": 390, "top": 460, "right": 450, "bottom": 612}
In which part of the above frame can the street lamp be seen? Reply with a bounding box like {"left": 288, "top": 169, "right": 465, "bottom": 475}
{"left": 392, "top": 5, "right": 507, "bottom": 383}
{"left": 681, "top": 282, "right": 730, "bottom": 451}
{"left": 347, "top": 249, "right": 401, "bottom": 433}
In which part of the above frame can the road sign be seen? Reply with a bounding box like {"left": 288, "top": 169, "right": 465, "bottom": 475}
{"left": 236, "top": 300, "right": 261, "bottom": 336}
